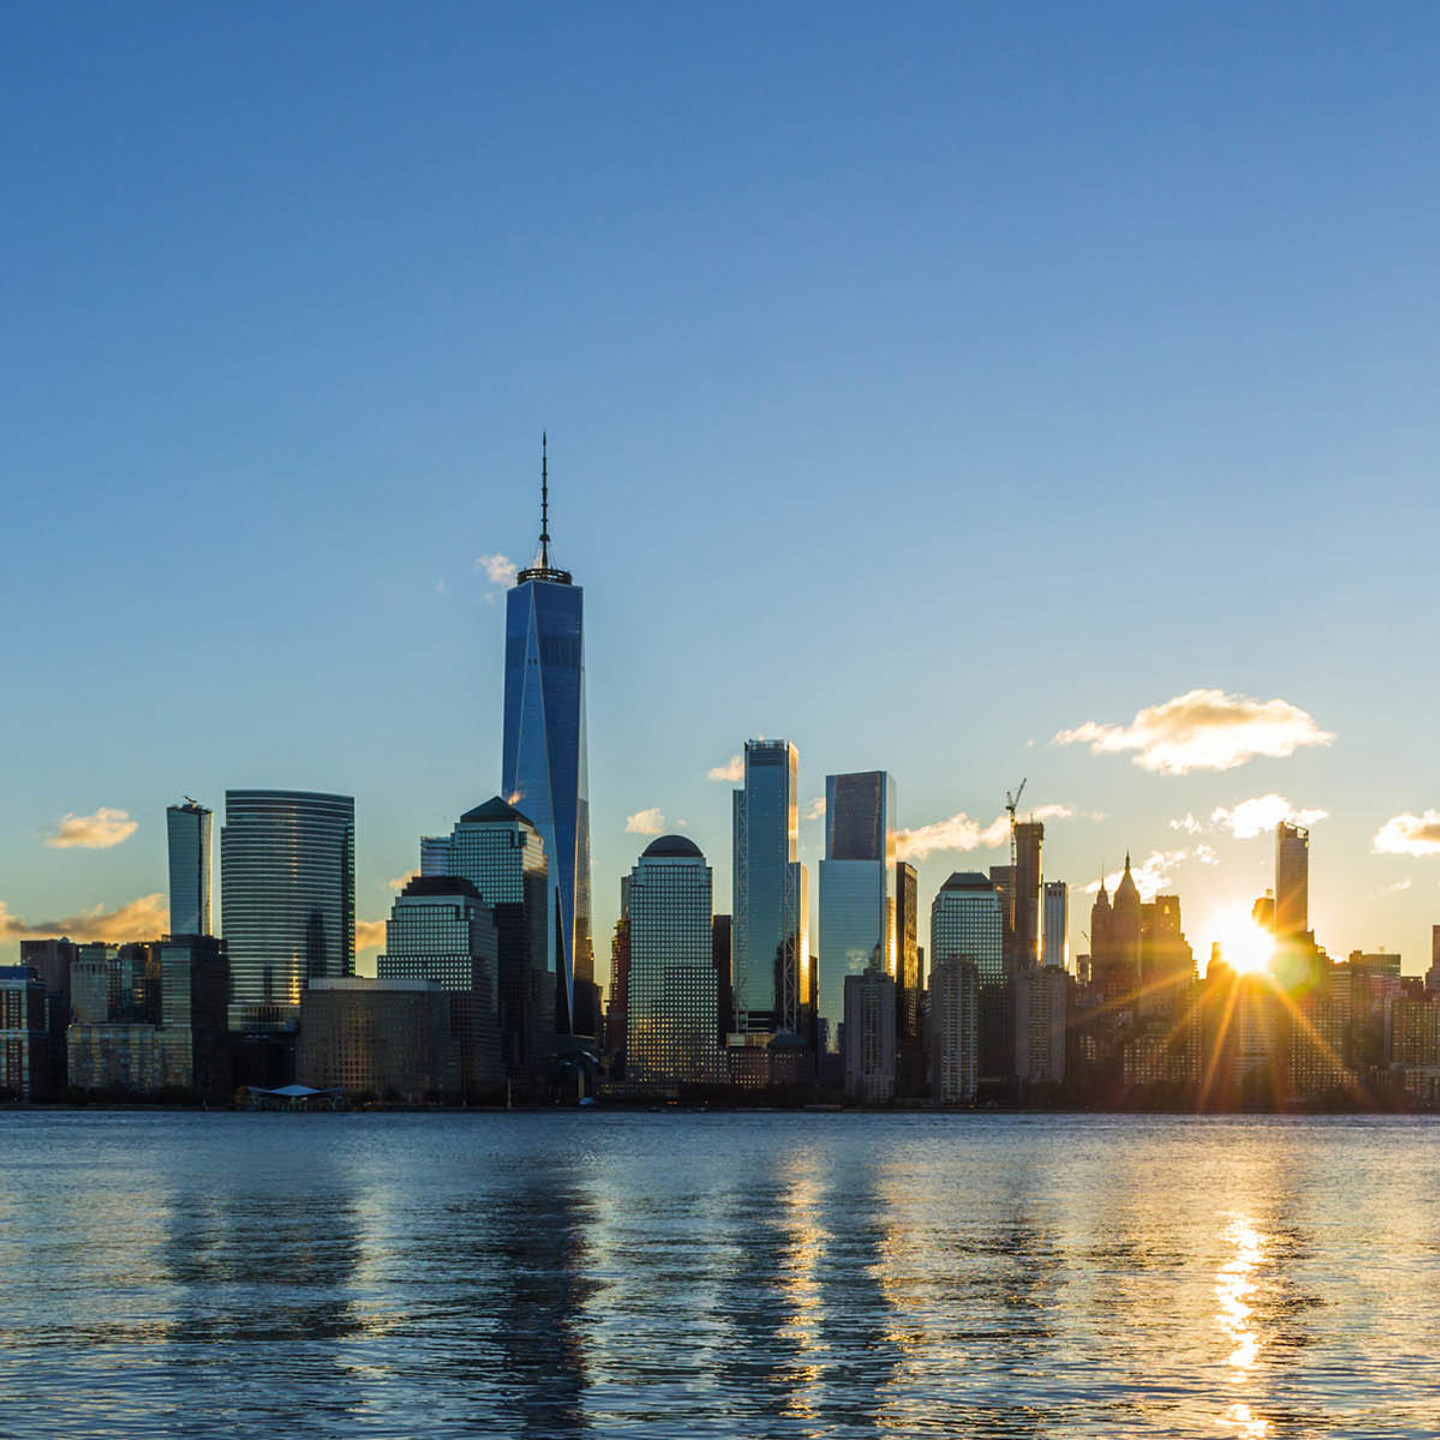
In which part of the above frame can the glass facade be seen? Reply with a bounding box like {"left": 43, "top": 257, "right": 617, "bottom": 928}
{"left": 626, "top": 836, "right": 725, "bottom": 1085}
{"left": 221, "top": 790, "right": 355, "bottom": 1030}
{"left": 731, "top": 739, "right": 807, "bottom": 1036}
{"left": 930, "top": 873, "right": 1004, "bottom": 984}
{"left": 1275, "top": 822, "right": 1309, "bottom": 936}
{"left": 930, "top": 957, "right": 980, "bottom": 1103}
{"left": 1042, "top": 880, "right": 1069, "bottom": 971}
{"left": 166, "top": 800, "right": 213, "bottom": 937}
{"left": 817, "top": 771, "right": 895, "bottom": 1051}
{"left": 502, "top": 576, "right": 592, "bottom": 1035}
{"left": 1013, "top": 821, "right": 1043, "bottom": 969}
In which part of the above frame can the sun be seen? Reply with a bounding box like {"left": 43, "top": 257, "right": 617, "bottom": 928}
{"left": 1206, "top": 906, "right": 1276, "bottom": 977}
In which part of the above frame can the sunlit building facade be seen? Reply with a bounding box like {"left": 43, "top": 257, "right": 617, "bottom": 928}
{"left": 843, "top": 969, "right": 896, "bottom": 1103}
{"left": 1041, "top": 880, "right": 1068, "bottom": 971}
{"left": 625, "top": 836, "right": 726, "bottom": 1085}
{"left": 221, "top": 789, "right": 355, "bottom": 1030}
{"left": 930, "top": 872, "right": 1004, "bottom": 984}
{"left": 166, "top": 799, "right": 213, "bottom": 937}
{"left": 731, "top": 739, "right": 809, "bottom": 1038}
{"left": 502, "top": 447, "right": 592, "bottom": 1037}
{"left": 1012, "top": 820, "right": 1043, "bottom": 970}
{"left": 929, "top": 957, "right": 979, "bottom": 1104}
{"left": 1275, "top": 822, "right": 1310, "bottom": 937}
{"left": 1015, "top": 963, "right": 1067, "bottom": 1085}
{"left": 818, "top": 771, "right": 896, "bottom": 1050}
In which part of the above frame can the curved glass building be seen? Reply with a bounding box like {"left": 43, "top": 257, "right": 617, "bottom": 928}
{"left": 221, "top": 790, "right": 355, "bottom": 1030}
{"left": 502, "top": 440, "right": 592, "bottom": 1037}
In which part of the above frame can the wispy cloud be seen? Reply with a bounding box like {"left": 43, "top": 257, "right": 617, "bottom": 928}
{"left": 1196, "top": 843, "right": 1220, "bottom": 866}
{"left": 1212, "top": 794, "right": 1328, "bottom": 840}
{"left": 356, "top": 918, "right": 387, "bottom": 951}
{"left": 1374, "top": 811, "right": 1440, "bottom": 858}
{"left": 626, "top": 807, "right": 665, "bottom": 835}
{"left": 805, "top": 797, "right": 826, "bottom": 821}
{"left": 387, "top": 872, "right": 417, "bottom": 892}
{"left": 1054, "top": 689, "right": 1334, "bottom": 774}
{"left": 1169, "top": 813, "right": 1203, "bottom": 835}
{"left": 897, "top": 812, "right": 1011, "bottom": 863}
{"left": 707, "top": 755, "right": 744, "bottom": 783}
{"left": 43, "top": 807, "right": 138, "bottom": 850}
{"left": 475, "top": 553, "right": 517, "bottom": 587}
{"left": 1380, "top": 878, "right": 1413, "bottom": 895}
{"left": 1084, "top": 850, "right": 1190, "bottom": 901}
{"left": 0, "top": 893, "right": 167, "bottom": 943}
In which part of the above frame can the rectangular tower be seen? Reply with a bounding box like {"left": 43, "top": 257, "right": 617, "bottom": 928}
{"left": 1041, "top": 880, "right": 1068, "bottom": 971}
{"left": 166, "top": 800, "right": 213, "bottom": 938}
{"left": 1275, "top": 822, "right": 1310, "bottom": 937}
{"left": 1012, "top": 821, "right": 1043, "bottom": 970}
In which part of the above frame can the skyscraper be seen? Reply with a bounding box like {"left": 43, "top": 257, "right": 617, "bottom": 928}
{"left": 502, "top": 438, "right": 593, "bottom": 1037}
{"left": 1012, "top": 820, "right": 1043, "bottom": 970}
{"left": 166, "top": 799, "right": 213, "bottom": 937}
{"left": 931, "top": 871, "right": 1004, "bottom": 1084}
{"left": 818, "top": 771, "right": 895, "bottom": 1050}
{"left": 221, "top": 790, "right": 355, "bottom": 1030}
{"left": 731, "top": 739, "right": 808, "bottom": 1038}
{"left": 439, "top": 797, "right": 552, "bottom": 1085}
{"left": 1275, "top": 822, "right": 1310, "bottom": 937}
{"left": 843, "top": 970, "right": 896, "bottom": 1103}
{"left": 929, "top": 957, "right": 979, "bottom": 1104}
{"left": 1041, "top": 880, "right": 1068, "bottom": 971}
{"left": 625, "top": 835, "right": 726, "bottom": 1085}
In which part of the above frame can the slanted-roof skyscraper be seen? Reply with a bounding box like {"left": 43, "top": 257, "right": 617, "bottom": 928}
{"left": 502, "top": 437, "right": 593, "bottom": 1038}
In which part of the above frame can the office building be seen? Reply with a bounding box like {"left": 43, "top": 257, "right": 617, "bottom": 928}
{"left": 929, "top": 958, "right": 980, "bottom": 1104}
{"left": 1012, "top": 820, "right": 1043, "bottom": 970}
{"left": 1015, "top": 964, "right": 1067, "bottom": 1085}
{"left": 1275, "top": 822, "right": 1310, "bottom": 937}
{"left": 713, "top": 914, "right": 734, "bottom": 1044}
{"left": 166, "top": 799, "right": 214, "bottom": 937}
{"left": 0, "top": 968, "right": 50, "bottom": 1100}
{"left": 419, "top": 836, "right": 451, "bottom": 877}
{"left": 1428, "top": 926, "right": 1440, "bottom": 994}
{"left": 1041, "top": 881, "right": 1068, "bottom": 971}
{"left": 156, "top": 935, "right": 231, "bottom": 1098}
{"left": 896, "top": 861, "right": 920, "bottom": 1039}
{"left": 843, "top": 970, "right": 896, "bottom": 1103}
{"left": 1091, "top": 857, "right": 1142, "bottom": 998}
{"left": 818, "top": 771, "right": 896, "bottom": 1050}
{"left": 436, "top": 797, "right": 552, "bottom": 1085}
{"left": 378, "top": 874, "right": 503, "bottom": 1095}
{"left": 932, "top": 870, "right": 1005, "bottom": 1085}
{"left": 501, "top": 439, "right": 594, "bottom": 1036}
{"left": 731, "top": 739, "right": 809, "bottom": 1040}
{"left": 298, "top": 977, "right": 460, "bottom": 1103}
{"left": 222, "top": 790, "right": 355, "bottom": 1030}
{"left": 19, "top": 937, "right": 76, "bottom": 1091}
{"left": 625, "top": 835, "right": 726, "bottom": 1086}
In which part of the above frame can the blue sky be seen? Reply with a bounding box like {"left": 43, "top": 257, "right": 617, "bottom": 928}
{"left": 3, "top": 2, "right": 1438, "bottom": 977}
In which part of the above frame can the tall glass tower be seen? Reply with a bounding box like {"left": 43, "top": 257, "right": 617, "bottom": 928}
{"left": 221, "top": 790, "right": 355, "bottom": 1030}
{"left": 502, "top": 438, "right": 592, "bottom": 1037}
{"left": 817, "top": 771, "right": 896, "bottom": 1051}
{"left": 166, "top": 799, "right": 213, "bottom": 937}
{"left": 731, "top": 739, "right": 808, "bottom": 1038}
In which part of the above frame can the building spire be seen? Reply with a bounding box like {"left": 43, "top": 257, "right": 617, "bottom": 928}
{"left": 539, "top": 431, "right": 550, "bottom": 570}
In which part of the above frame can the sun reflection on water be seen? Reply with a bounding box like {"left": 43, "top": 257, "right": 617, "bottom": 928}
{"left": 1215, "top": 1215, "right": 1269, "bottom": 1436}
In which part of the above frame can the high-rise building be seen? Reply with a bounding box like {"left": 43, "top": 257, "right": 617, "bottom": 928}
{"left": 843, "top": 970, "right": 896, "bottom": 1103}
{"left": 929, "top": 957, "right": 980, "bottom": 1104}
{"left": 731, "top": 739, "right": 808, "bottom": 1039}
{"left": 166, "top": 799, "right": 213, "bottom": 937}
{"left": 439, "top": 798, "right": 552, "bottom": 1085}
{"left": 0, "top": 967, "right": 50, "bottom": 1100}
{"left": 1042, "top": 881, "right": 1068, "bottom": 971}
{"left": 1275, "top": 822, "right": 1310, "bottom": 937}
{"left": 502, "top": 439, "right": 593, "bottom": 1037}
{"left": 818, "top": 771, "right": 896, "bottom": 1051}
{"left": 1092, "top": 856, "right": 1143, "bottom": 999}
{"left": 932, "top": 870, "right": 1005, "bottom": 1085}
{"left": 625, "top": 836, "right": 726, "bottom": 1085}
{"left": 419, "top": 836, "right": 451, "bottom": 877}
{"left": 1012, "top": 820, "right": 1043, "bottom": 970}
{"left": 712, "top": 914, "right": 734, "bottom": 1044}
{"left": 1015, "top": 964, "right": 1067, "bottom": 1085}
{"left": 896, "top": 861, "right": 920, "bottom": 1039}
{"left": 157, "top": 935, "right": 231, "bottom": 1098}
{"left": 221, "top": 790, "right": 355, "bottom": 1030}
{"left": 377, "top": 875, "right": 503, "bottom": 1096}
{"left": 1427, "top": 926, "right": 1440, "bottom": 994}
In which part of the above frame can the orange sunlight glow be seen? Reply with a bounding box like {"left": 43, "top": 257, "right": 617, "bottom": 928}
{"left": 1206, "top": 907, "right": 1276, "bottom": 977}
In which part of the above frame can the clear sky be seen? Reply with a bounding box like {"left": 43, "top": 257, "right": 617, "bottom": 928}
{"left": 3, "top": 2, "right": 1438, "bottom": 981}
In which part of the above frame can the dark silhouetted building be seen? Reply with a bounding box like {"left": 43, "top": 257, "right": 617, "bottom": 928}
{"left": 1275, "top": 822, "right": 1310, "bottom": 937}
{"left": 166, "top": 799, "right": 213, "bottom": 937}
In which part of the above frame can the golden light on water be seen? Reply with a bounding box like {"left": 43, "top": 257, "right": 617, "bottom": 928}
{"left": 1216, "top": 1215, "right": 1270, "bottom": 1438}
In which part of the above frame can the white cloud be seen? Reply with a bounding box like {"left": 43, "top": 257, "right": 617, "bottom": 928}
{"left": 475, "top": 552, "right": 518, "bottom": 587}
{"left": 1029, "top": 803, "right": 1076, "bottom": 823}
{"left": 626, "top": 807, "right": 665, "bottom": 835}
{"left": 805, "top": 797, "right": 826, "bottom": 821}
{"left": 1054, "top": 688, "right": 1334, "bottom": 774}
{"left": 1380, "top": 878, "right": 1413, "bottom": 894}
{"left": 1170, "top": 813, "right": 1203, "bottom": 835}
{"left": 1195, "top": 843, "right": 1220, "bottom": 866}
{"left": 1084, "top": 850, "right": 1190, "bottom": 901}
{"left": 356, "top": 918, "right": 387, "bottom": 951}
{"left": 0, "top": 893, "right": 167, "bottom": 943}
{"left": 387, "top": 872, "right": 417, "bottom": 892}
{"left": 897, "top": 812, "right": 1011, "bottom": 863}
{"left": 1212, "top": 794, "right": 1328, "bottom": 840}
{"left": 1374, "top": 811, "right": 1440, "bottom": 858}
{"left": 43, "top": 807, "right": 138, "bottom": 850}
{"left": 707, "top": 755, "right": 744, "bottom": 783}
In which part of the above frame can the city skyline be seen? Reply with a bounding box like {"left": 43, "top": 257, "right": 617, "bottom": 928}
{"left": 4, "top": 6, "right": 1440, "bottom": 984}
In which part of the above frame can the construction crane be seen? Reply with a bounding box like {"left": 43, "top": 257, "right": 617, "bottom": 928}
{"left": 1005, "top": 777, "right": 1027, "bottom": 872}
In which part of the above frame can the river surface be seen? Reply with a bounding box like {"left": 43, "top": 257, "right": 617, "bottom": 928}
{"left": 1, "top": 1111, "right": 1437, "bottom": 1438}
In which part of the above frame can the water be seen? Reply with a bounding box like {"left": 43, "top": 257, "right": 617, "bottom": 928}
{"left": 2, "top": 1112, "right": 1438, "bottom": 1438}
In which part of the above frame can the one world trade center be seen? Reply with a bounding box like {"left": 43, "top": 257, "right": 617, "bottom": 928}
{"left": 502, "top": 437, "right": 594, "bottom": 1037}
